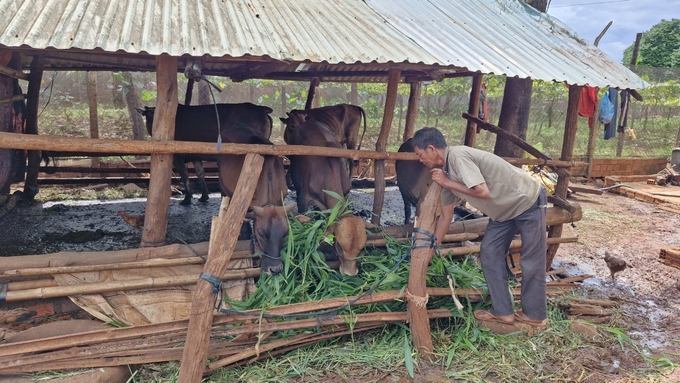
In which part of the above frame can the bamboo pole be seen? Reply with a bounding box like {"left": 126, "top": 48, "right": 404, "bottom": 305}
{"left": 441, "top": 236, "right": 578, "bottom": 257}
{"left": 179, "top": 153, "right": 264, "bottom": 383}
{"left": 407, "top": 181, "right": 442, "bottom": 357}
{"left": 372, "top": 68, "right": 401, "bottom": 225}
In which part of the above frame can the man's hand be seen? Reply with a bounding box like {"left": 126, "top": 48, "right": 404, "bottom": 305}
{"left": 431, "top": 168, "right": 448, "bottom": 186}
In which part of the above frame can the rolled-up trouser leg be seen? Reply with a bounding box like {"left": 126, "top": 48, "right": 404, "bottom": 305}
{"left": 479, "top": 219, "right": 518, "bottom": 317}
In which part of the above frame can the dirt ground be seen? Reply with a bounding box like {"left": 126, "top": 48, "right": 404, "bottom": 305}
{"left": 2, "top": 179, "right": 680, "bottom": 381}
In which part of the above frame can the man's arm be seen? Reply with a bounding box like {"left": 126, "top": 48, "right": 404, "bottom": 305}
{"left": 435, "top": 202, "right": 455, "bottom": 246}
{"left": 430, "top": 168, "right": 490, "bottom": 199}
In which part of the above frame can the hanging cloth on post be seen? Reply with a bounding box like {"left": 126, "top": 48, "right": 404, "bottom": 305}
{"left": 579, "top": 85, "right": 598, "bottom": 127}
{"left": 618, "top": 89, "right": 630, "bottom": 133}
{"left": 601, "top": 87, "right": 618, "bottom": 140}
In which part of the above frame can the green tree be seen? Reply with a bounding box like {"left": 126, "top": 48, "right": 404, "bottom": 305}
{"left": 622, "top": 19, "right": 680, "bottom": 67}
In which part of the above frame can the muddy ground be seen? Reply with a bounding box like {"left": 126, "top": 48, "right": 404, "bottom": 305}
{"left": 2, "top": 180, "right": 680, "bottom": 381}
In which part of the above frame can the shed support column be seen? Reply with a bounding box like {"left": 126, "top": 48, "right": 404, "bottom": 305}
{"left": 23, "top": 55, "right": 44, "bottom": 202}
{"left": 87, "top": 72, "right": 100, "bottom": 168}
{"left": 407, "top": 182, "right": 442, "bottom": 357}
{"left": 371, "top": 68, "right": 401, "bottom": 225}
{"left": 304, "top": 77, "right": 320, "bottom": 110}
{"left": 464, "top": 74, "right": 483, "bottom": 147}
{"left": 402, "top": 82, "right": 421, "bottom": 142}
{"left": 546, "top": 84, "right": 581, "bottom": 269}
{"left": 141, "top": 55, "right": 178, "bottom": 248}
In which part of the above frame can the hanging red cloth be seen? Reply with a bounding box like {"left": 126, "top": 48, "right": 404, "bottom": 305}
{"left": 579, "top": 85, "right": 598, "bottom": 126}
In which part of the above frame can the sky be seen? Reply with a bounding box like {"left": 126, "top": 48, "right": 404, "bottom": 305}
{"left": 547, "top": 0, "right": 680, "bottom": 64}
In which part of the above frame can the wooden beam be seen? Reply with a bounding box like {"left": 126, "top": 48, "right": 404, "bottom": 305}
{"left": 0, "top": 63, "right": 29, "bottom": 81}
{"left": 407, "top": 181, "right": 441, "bottom": 358}
{"left": 462, "top": 113, "right": 571, "bottom": 179}
{"left": 0, "top": 94, "right": 26, "bottom": 105}
{"left": 464, "top": 74, "right": 483, "bottom": 147}
{"left": 372, "top": 68, "right": 401, "bottom": 225}
{"left": 23, "top": 55, "right": 44, "bottom": 201}
{"left": 178, "top": 153, "right": 264, "bottom": 383}
{"left": 141, "top": 55, "right": 177, "bottom": 248}
{"left": 546, "top": 84, "right": 581, "bottom": 269}
{"left": 402, "top": 82, "right": 422, "bottom": 142}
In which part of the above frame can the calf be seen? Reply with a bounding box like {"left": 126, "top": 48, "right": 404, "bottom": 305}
{"left": 138, "top": 103, "right": 273, "bottom": 205}
{"left": 395, "top": 138, "right": 434, "bottom": 225}
{"left": 281, "top": 104, "right": 366, "bottom": 181}
{"left": 283, "top": 113, "right": 351, "bottom": 213}
{"left": 217, "top": 123, "right": 292, "bottom": 275}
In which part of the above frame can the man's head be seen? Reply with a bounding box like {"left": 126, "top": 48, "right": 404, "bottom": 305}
{"left": 411, "top": 127, "right": 447, "bottom": 168}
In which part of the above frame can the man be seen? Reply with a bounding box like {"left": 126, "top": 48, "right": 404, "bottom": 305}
{"left": 411, "top": 127, "right": 549, "bottom": 331}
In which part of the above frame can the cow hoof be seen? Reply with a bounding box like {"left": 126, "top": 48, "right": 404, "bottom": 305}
{"left": 198, "top": 196, "right": 209, "bottom": 203}
{"left": 179, "top": 199, "right": 192, "bottom": 206}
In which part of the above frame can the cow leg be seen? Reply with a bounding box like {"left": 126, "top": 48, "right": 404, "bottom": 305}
{"left": 193, "top": 160, "right": 210, "bottom": 203}
{"left": 403, "top": 199, "right": 412, "bottom": 225}
{"left": 174, "top": 156, "right": 193, "bottom": 205}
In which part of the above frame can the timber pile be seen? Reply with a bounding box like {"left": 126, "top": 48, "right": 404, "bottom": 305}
{"left": 659, "top": 247, "right": 680, "bottom": 269}
{"left": 557, "top": 297, "right": 619, "bottom": 324}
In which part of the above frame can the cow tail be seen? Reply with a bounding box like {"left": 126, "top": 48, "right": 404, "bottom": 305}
{"left": 357, "top": 107, "right": 367, "bottom": 151}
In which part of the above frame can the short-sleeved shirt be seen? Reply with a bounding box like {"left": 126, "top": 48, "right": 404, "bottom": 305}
{"left": 440, "top": 146, "right": 540, "bottom": 222}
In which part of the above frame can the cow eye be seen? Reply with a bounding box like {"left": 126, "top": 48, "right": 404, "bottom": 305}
{"left": 258, "top": 230, "right": 270, "bottom": 240}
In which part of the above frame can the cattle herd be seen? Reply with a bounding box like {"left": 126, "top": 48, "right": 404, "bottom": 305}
{"left": 138, "top": 102, "right": 427, "bottom": 276}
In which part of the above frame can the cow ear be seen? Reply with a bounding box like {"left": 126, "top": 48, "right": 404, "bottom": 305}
{"left": 135, "top": 108, "right": 145, "bottom": 115}
{"left": 284, "top": 202, "right": 296, "bottom": 214}
{"left": 279, "top": 117, "right": 288, "bottom": 124}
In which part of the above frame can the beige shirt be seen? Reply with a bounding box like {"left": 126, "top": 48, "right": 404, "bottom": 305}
{"left": 440, "top": 146, "right": 540, "bottom": 222}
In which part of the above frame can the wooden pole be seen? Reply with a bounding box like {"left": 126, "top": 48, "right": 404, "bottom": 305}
{"left": 616, "top": 32, "right": 642, "bottom": 157}
{"left": 407, "top": 181, "right": 442, "bottom": 357}
{"left": 585, "top": 22, "right": 610, "bottom": 177}
{"left": 546, "top": 84, "right": 581, "bottom": 269}
{"left": 178, "top": 153, "right": 264, "bottom": 383}
{"left": 23, "top": 55, "right": 44, "bottom": 201}
{"left": 402, "top": 82, "right": 421, "bottom": 142}
{"left": 464, "top": 74, "right": 483, "bottom": 147}
{"left": 86, "top": 72, "right": 100, "bottom": 168}
{"left": 372, "top": 68, "right": 401, "bottom": 225}
{"left": 304, "top": 77, "right": 320, "bottom": 110}
{"left": 141, "top": 55, "right": 178, "bottom": 248}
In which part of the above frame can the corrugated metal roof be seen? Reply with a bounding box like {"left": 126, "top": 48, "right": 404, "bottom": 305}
{"left": 0, "top": 0, "right": 646, "bottom": 89}
{"left": 365, "top": 0, "right": 646, "bottom": 89}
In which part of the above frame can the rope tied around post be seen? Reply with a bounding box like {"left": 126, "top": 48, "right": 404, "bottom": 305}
{"left": 199, "top": 272, "right": 222, "bottom": 294}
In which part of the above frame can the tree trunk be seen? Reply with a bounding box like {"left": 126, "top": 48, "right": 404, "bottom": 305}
{"left": 121, "top": 72, "right": 146, "bottom": 141}
{"left": 494, "top": 77, "right": 532, "bottom": 158}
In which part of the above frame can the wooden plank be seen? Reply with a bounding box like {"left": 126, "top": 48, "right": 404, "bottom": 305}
{"left": 569, "top": 185, "right": 604, "bottom": 195}
{"left": 0, "top": 63, "right": 29, "bottom": 80}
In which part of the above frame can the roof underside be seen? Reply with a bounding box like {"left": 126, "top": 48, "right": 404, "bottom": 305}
{"left": 0, "top": 0, "right": 646, "bottom": 88}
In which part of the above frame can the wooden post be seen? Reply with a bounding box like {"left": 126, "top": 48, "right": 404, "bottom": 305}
{"left": 546, "top": 84, "right": 581, "bottom": 269}
{"left": 407, "top": 181, "right": 442, "bottom": 357}
{"left": 371, "top": 68, "right": 401, "bottom": 225}
{"left": 23, "top": 55, "right": 44, "bottom": 201}
{"left": 178, "top": 153, "right": 264, "bottom": 383}
{"left": 141, "top": 55, "right": 178, "bottom": 248}
{"left": 616, "top": 32, "right": 641, "bottom": 157}
{"left": 305, "top": 78, "right": 320, "bottom": 110}
{"left": 585, "top": 22, "right": 611, "bottom": 177}
{"left": 403, "top": 82, "right": 421, "bottom": 142}
{"left": 464, "top": 74, "right": 483, "bottom": 147}
{"left": 86, "top": 72, "right": 100, "bottom": 168}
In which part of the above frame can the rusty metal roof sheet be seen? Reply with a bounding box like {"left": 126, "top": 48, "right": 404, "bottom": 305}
{"left": 0, "top": 0, "right": 646, "bottom": 89}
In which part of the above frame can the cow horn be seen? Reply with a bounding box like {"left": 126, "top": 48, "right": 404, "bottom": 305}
{"left": 250, "top": 205, "right": 265, "bottom": 217}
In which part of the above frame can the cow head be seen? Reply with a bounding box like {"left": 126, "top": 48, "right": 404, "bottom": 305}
{"left": 280, "top": 111, "right": 307, "bottom": 145}
{"left": 329, "top": 215, "right": 367, "bottom": 276}
{"left": 246, "top": 203, "right": 296, "bottom": 275}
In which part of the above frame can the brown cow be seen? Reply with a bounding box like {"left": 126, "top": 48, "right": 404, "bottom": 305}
{"left": 281, "top": 104, "right": 366, "bottom": 180}
{"left": 283, "top": 113, "right": 351, "bottom": 213}
{"left": 298, "top": 213, "right": 367, "bottom": 276}
{"left": 138, "top": 103, "right": 273, "bottom": 205}
{"left": 395, "top": 138, "right": 434, "bottom": 225}
{"left": 217, "top": 123, "right": 293, "bottom": 275}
